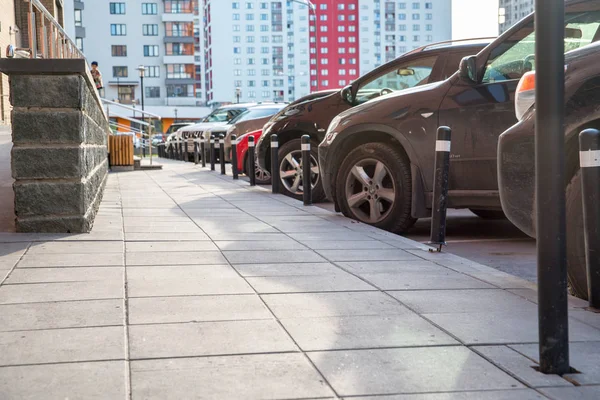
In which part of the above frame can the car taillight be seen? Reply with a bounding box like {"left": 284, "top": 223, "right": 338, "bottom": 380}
{"left": 515, "top": 71, "right": 536, "bottom": 121}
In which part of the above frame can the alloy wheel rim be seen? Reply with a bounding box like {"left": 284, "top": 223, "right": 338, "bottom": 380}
{"left": 344, "top": 158, "right": 396, "bottom": 224}
{"left": 255, "top": 158, "right": 271, "bottom": 182}
{"left": 279, "top": 150, "right": 320, "bottom": 195}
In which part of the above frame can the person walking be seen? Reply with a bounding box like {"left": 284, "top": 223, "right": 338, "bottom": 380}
{"left": 90, "top": 61, "right": 104, "bottom": 92}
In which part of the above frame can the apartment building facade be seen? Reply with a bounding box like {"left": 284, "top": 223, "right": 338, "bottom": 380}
{"left": 66, "top": 0, "right": 204, "bottom": 109}
{"left": 499, "top": 0, "right": 534, "bottom": 34}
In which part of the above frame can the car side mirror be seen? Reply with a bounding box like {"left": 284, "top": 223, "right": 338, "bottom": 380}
{"left": 459, "top": 56, "right": 478, "bottom": 83}
{"left": 341, "top": 85, "right": 354, "bottom": 104}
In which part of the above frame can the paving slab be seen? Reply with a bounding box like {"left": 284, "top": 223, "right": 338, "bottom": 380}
{"left": 308, "top": 347, "right": 523, "bottom": 396}
{"left": 223, "top": 250, "right": 327, "bottom": 264}
{"left": 0, "top": 281, "right": 124, "bottom": 304}
{"left": 4, "top": 266, "right": 123, "bottom": 284}
{"left": 247, "top": 272, "right": 376, "bottom": 293}
{"left": 390, "top": 289, "right": 538, "bottom": 314}
{"left": 126, "top": 265, "right": 254, "bottom": 297}
{"left": 26, "top": 241, "right": 124, "bottom": 254}
{"left": 540, "top": 386, "right": 600, "bottom": 400}
{"left": 126, "top": 251, "right": 227, "bottom": 266}
{"left": 0, "top": 299, "right": 123, "bottom": 331}
{"left": 17, "top": 253, "right": 124, "bottom": 268}
{"left": 0, "top": 361, "right": 127, "bottom": 400}
{"left": 280, "top": 314, "right": 459, "bottom": 351}
{"left": 316, "top": 249, "right": 420, "bottom": 262}
{"left": 233, "top": 262, "right": 343, "bottom": 277}
{"left": 299, "top": 240, "right": 396, "bottom": 250}
{"left": 426, "top": 310, "right": 600, "bottom": 345}
{"left": 128, "top": 294, "right": 270, "bottom": 324}
{"left": 125, "top": 232, "right": 211, "bottom": 241}
{"left": 510, "top": 341, "right": 600, "bottom": 385}
{"left": 125, "top": 240, "right": 218, "bottom": 252}
{"left": 263, "top": 291, "right": 410, "bottom": 319}
{"left": 472, "top": 345, "right": 572, "bottom": 388}
{"left": 0, "top": 326, "right": 124, "bottom": 366}
{"left": 214, "top": 240, "right": 307, "bottom": 251}
{"left": 349, "top": 390, "right": 546, "bottom": 399}
{"left": 129, "top": 319, "right": 296, "bottom": 359}
{"left": 131, "top": 353, "right": 335, "bottom": 399}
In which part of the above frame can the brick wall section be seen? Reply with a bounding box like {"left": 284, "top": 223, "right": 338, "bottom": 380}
{"left": 0, "top": 0, "right": 17, "bottom": 125}
{"left": 0, "top": 59, "right": 109, "bottom": 233}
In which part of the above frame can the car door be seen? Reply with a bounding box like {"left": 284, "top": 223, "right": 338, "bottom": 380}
{"left": 437, "top": 21, "right": 538, "bottom": 193}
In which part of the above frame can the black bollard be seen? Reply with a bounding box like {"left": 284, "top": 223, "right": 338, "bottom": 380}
{"left": 579, "top": 128, "right": 600, "bottom": 309}
{"left": 179, "top": 139, "right": 184, "bottom": 161}
{"left": 194, "top": 139, "right": 199, "bottom": 165}
{"left": 429, "top": 126, "right": 451, "bottom": 252}
{"left": 271, "top": 134, "right": 280, "bottom": 194}
{"left": 210, "top": 137, "right": 215, "bottom": 171}
{"left": 301, "top": 135, "right": 312, "bottom": 206}
{"left": 219, "top": 134, "right": 226, "bottom": 175}
{"left": 169, "top": 142, "right": 174, "bottom": 159}
{"left": 248, "top": 136, "right": 256, "bottom": 186}
{"left": 231, "top": 134, "right": 239, "bottom": 180}
{"left": 184, "top": 137, "right": 189, "bottom": 162}
{"left": 200, "top": 139, "right": 206, "bottom": 167}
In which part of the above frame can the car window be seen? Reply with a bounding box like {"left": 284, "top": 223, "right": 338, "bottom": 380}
{"left": 442, "top": 50, "right": 482, "bottom": 80}
{"left": 355, "top": 55, "right": 438, "bottom": 105}
{"left": 482, "top": 9, "right": 600, "bottom": 84}
{"left": 204, "top": 109, "right": 244, "bottom": 122}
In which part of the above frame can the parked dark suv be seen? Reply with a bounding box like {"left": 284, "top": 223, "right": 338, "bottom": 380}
{"left": 256, "top": 39, "right": 490, "bottom": 201}
{"left": 319, "top": 0, "right": 599, "bottom": 234}
{"left": 499, "top": 37, "right": 600, "bottom": 298}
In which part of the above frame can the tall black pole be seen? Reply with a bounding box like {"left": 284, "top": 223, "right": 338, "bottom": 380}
{"left": 535, "top": 0, "right": 569, "bottom": 374}
{"left": 140, "top": 75, "right": 146, "bottom": 158}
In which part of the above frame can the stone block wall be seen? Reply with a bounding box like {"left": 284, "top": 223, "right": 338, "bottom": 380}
{"left": 0, "top": 59, "right": 109, "bottom": 233}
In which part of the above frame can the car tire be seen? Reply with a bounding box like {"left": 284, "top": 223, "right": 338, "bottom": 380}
{"left": 277, "top": 138, "right": 326, "bottom": 202}
{"left": 566, "top": 171, "right": 588, "bottom": 300}
{"left": 336, "top": 142, "right": 416, "bottom": 233}
{"left": 245, "top": 154, "right": 272, "bottom": 185}
{"left": 469, "top": 209, "right": 506, "bottom": 220}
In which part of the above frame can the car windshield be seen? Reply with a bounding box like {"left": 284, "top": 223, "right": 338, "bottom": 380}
{"left": 203, "top": 108, "right": 244, "bottom": 123}
{"left": 354, "top": 55, "right": 438, "bottom": 104}
{"left": 229, "top": 107, "right": 283, "bottom": 124}
{"left": 482, "top": 8, "right": 600, "bottom": 83}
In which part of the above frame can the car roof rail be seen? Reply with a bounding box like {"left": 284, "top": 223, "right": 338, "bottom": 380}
{"left": 406, "top": 37, "right": 496, "bottom": 55}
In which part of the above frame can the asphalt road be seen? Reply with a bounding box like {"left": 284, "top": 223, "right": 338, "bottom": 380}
{"left": 312, "top": 203, "right": 537, "bottom": 283}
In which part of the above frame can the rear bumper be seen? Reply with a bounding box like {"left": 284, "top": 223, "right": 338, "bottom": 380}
{"left": 497, "top": 113, "right": 536, "bottom": 238}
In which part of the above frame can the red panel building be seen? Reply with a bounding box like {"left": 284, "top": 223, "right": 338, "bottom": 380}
{"left": 310, "top": 0, "right": 360, "bottom": 91}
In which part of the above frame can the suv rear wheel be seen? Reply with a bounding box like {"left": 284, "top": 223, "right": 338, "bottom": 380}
{"left": 336, "top": 143, "right": 416, "bottom": 233}
{"left": 566, "top": 171, "right": 588, "bottom": 300}
{"left": 278, "top": 138, "right": 326, "bottom": 202}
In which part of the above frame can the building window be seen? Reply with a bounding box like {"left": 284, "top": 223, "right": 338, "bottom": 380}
{"left": 142, "top": 3, "right": 158, "bottom": 15}
{"left": 233, "top": 2, "right": 240, "bottom": 9}
{"left": 109, "top": 3, "right": 126, "bottom": 14}
{"left": 143, "top": 45, "right": 159, "bottom": 56}
{"left": 145, "top": 87, "right": 160, "bottom": 98}
{"left": 166, "top": 43, "right": 193, "bottom": 55}
{"left": 412, "top": 2, "right": 420, "bottom": 10}
{"left": 74, "top": 10, "right": 82, "bottom": 26}
{"left": 118, "top": 86, "right": 135, "bottom": 103}
{"left": 166, "top": 22, "right": 193, "bottom": 36}
{"left": 167, "top": 64, "right": 193, "bottom": 79}
{"left": 145, "top": 66, "right": 160, "bottom": 77}
{"left": 167, "top": 84, "right": 194, "bottom": 97}
{"left": 143, "top": 24, "right": 159, "bottom": 36}
{"left": 113, "top": 66, "right": 128, "bottom": 77}
{"left": 75, "top": 37, "right": 83, "bottom": 51}
{"left": 425, "top": 2, "right": 433, "bottom": 9}
{"left": 111, "top": 45, "right": 127, "bottom": 57}
{"left": 110, "top": 24, "right": 127, "bottom": 36}
{"left": 164, "top": 0, "right": 193, "bottom": 13}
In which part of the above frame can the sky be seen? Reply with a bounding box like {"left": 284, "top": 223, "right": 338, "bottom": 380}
{"left": 452, "top": 0, "right": 500, "bottom": 40}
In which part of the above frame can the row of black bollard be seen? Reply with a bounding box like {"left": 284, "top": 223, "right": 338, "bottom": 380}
{"left": 579, "top": 128, "right": 600, "bottom": 309}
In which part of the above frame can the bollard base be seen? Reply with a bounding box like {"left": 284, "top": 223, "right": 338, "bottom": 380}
{"left": 427, "top": 243, "right": 445, "bottom": 253}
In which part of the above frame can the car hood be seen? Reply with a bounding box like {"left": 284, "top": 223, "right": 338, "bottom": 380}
{"left": 335, "top": 81, "right": 446, "bottom": 121}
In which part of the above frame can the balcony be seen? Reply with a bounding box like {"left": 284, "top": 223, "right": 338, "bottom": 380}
{"left": 164, "top": 97, "right": 197, "bottom": 106}
{"left": 164, "top": 55, "right": 195, "bottom": 64}
{"left": 162, "top": 13, "right": 194, "bottom": 22}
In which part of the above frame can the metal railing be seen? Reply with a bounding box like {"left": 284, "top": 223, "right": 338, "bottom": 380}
{"left": 5, "top": 0, "right": 85, "bottom": 60}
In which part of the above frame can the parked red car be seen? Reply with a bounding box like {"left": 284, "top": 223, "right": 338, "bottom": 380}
{"left": 235, "top": 129, "right": 270, "bottom": 184}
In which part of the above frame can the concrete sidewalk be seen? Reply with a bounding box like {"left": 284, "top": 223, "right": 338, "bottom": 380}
{"left": 1, "top": 159, "right": 599, "bottom": 399}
